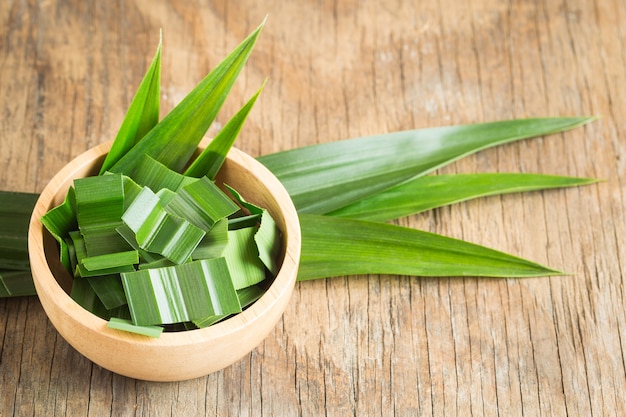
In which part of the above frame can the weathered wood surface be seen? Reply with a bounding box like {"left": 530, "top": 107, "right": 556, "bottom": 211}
{"left": 1, "top": 0, "right": 624, "bottom": 415}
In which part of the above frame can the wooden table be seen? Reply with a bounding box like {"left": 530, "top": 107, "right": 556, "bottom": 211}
{"left": 1, "top": 0, "right": 624, "bottom": 415}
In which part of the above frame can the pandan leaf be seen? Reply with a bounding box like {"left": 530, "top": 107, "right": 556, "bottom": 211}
{"left": 0, "top": 270, "right": 36, "bottom": 297}
{"left": 329, "top": 173, "right": 599, "bottom": 222}
{"left": 258, "top": 117, "right": 595, "bottom": 214}
{"left": 107, "top": 317, "right": 163, "bottom": 338}
{"left": 121, "top": 258, "right": 241, "bottom": 326}
{"left": 109, "top": 19, "right": 266, "bottom": 176}
{"left": 100, "top": 34, "right": 162, "bottom": 173}
{"left": 164, "top": 177, "right": 239, "bottom": 232}
{"left": 87, "top": 274, "right": 127, "bottom": 310}
{"left": 121, "top": 187, "right": 205, "bottom": 264}
{"left": 0, "top": 192, "right": 38, "bottom": 271}
{"left": 131, "top": 155, "right": 197, "bottom": 193}
{"left": 254, "top": 210, "right": 281, "bottom": 275}
{"left": 223, "top": 227, "right": 267, "bottom": 290}
{"left": 297, "top": 214, "right": 562, "bottom": 281}
{"left": 184, "top": 80, "right": 267, "bottom": 179}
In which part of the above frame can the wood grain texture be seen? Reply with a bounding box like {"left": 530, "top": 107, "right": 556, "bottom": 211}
{"left": 0, "top": 0, "right": 624, "bottom": 415}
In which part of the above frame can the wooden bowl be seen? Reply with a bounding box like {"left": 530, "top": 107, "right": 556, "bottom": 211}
{"left": 28, "top": 141, "right": 301, "bottom": 381}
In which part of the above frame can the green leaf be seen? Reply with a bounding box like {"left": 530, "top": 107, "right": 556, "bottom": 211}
{"left": 100, "top": 35, "right": 162, "bottom": 173}
{"left": 110, "top": 20, "right": 266, "bottom": 176}
{"left": 87, "top": 274, "right": 128, "bottom": 310}
{"left": 0, "top": 192, "right": 38, "bottom": 271}
{"left": 121, "top": 258, "right": 241, "bottom": 326}
{"left": 223, "top": 227, "right": 267, "bottom": 289}
{"left": 254, "top": 210, "right": 281, "bottom": 275}
{"left": 297, "top": 214, "right": 562, "bottom": 281}
{"left": 184, "top": 80, "right": 267, "bottom": 179}
{"left": 191, "top": 218, "right": 229, "bottom": 260}
{"left": 122, "top": 187, "right": 205, "bottom": 264}
{"left": 74, "top": 174, "right": 125, "bottom": 229}
{"left": 40, "top": 187, "right": 77, "bottom": 252}
{"left": 258, "top": 117, "right": 595, "bottom": 214}
{"left": 131, "top": 155, "right": 197, "bottom": 193}
{"left": 0, "top": 270, "right": 36, "bottom": 297}
{"left": 82, "top": 251, "right": 139, "bottom": 271}
{"left": 164, "top": 177, "right": 240, "bottom": 232}
{"left": 107, "top": 317, "right": 163, "bottom": 338}
{"left": 330, "top": 173, "right": 599, "bottom": 221}
{"left": 192, "top": 284, "right": 265, "bottom": 328}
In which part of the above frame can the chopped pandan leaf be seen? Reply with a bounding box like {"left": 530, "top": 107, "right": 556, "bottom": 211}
{"left": 192, "top": 284, "right": 266, "bottom": 328}
{"left": 109, "top": 19, "right": 266, "bottom": 176}
{"left": 70, "top": 277, "right": 110, "bottom": 319}
{"left": 41, "top": 187, "right": 77, "bottom": 243}
{"left": 228, "top": 214, "right": 261, "bottom": 230}
{"left": 87, "top": 274, "right": 128, "bottom": 310}
{"left": 164, "top": 177, "right": 239, "bottom": 232}
{"left": 0, "top": 270, "right": 36, "bottom": 297}
{"left": 254, "top": 210, "right": 282, "bottom": 276}
{"left": 74, "top": 174, "right": 125, "bottom": 229}
{"left": 223, "top": 227, "right": 266, "bottom": 290}
{"left": 122, "top": 175, "right": 144, "bottom": 210}
{"left": 70, "top": 231, "right": 135, "bottom": 277}
{"left": 122, "top": 187, "right": 205, "bottom": 264}
{"left": 192, "top": 218, "right": 229, "bottom": 260}
{"left": 184, "top": 80, "right": 267, "bottom": 179}
{"left": 131, "top": 155, "right": 197, "bottom": 193}
{"left": 225, "top": 184, "right": 264, "bottom": 215}
{"left": 100, "top": 35, "right": 162, "bottom": 174}
{"left": 81, "top": 251, "right": 139, "bottom": 271}
{"left": 121, "top": 258, "right": 241, "bottom": 326}
{"left": 107, "top": 317, "right": 163, "bottom": 338}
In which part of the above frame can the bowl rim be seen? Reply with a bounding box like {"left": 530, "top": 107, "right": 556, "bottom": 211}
{"left": 28, "top": 141, "right": 301, "bottom": 348}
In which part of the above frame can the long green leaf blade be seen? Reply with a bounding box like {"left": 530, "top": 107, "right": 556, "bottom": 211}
{"left": 100, "top": 35, "right": 162, "bottom": 173}
{"left": 184, "top": 80, "right": 266, "bottom": 179}
{"left": 330, "top": 173, "right": 599, "bottom": 222}
{"left": 110, "top": 20, "right": 265, "bottom": 175}
{"left": 258, "top": 117, "right": 595, "bottom": 214}
{"left": 297, "top": 214, "right": 562, "bottom": 281}
{"left": 0, "top": 192, "right": 38, "bottom": 271}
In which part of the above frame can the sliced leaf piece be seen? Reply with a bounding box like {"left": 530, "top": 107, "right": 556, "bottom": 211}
{"left": 131, "top": 155, "right": 197, "bottom": 193}
{"left": 40, "top": 187, "right": 77, "bottom": 243}
{"left": 121, "top": 258, "right": 241, "bottom": 326}
{"left": 74, "top": 174, "right": 125, "bottom": 229}
{"left": 192, "top": 285, "right": 265, "bottom": 328}
{"left": 297, "top": 214, "right": 563, "bottom": 281}
{"left": 223, "top": 227, "right": 266, "bottom": 290}
{"left": 192, "top": 218, "right": 229, "bottom": 260}
{"left": 258, "top": 117, "right": 595, "bottom": 214}
{"left": 110, "top": 20, "right": 266, "bottom": 175}
{"left": 107, "top": 317, "right": 163, "bottom": 338}
{"left": 100, "top": 35, "right": 162, "bottom": 173}
{"left": 330, "top": 173, "right": 600, "bottom": 221}
{"left": 70, "top": 277, "right": 110, "bottom": 319}
{"left": 254, "top": 210, "right": 281, "bottom": 275}
{"left": 164, "top": 177, "right": 239, "bottom": 232}
{"left": 184, "top": 80, "right": 267, "bottom": 179}
{"left": 122, "top": 187, "right": 205, "bottom": 264}
{"left": 82, "top": 251, "right": 139, "bottom": 271}
{"left": 87, "top": 274, "right": 128, "bottom": 310}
